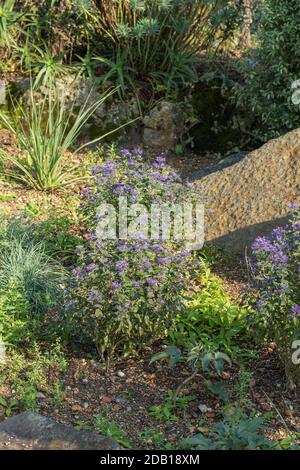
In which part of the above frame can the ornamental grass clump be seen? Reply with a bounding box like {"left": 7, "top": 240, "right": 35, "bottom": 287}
{"left": 0, "top": 218, "right": 67, "bottom": 345}
{"left": 0, "top": 81, "right": 117, "bottom": 191}
{"left": 69, "top": 147, "right": 199, "bottom": 367}
{"left": 250, "top": 205, "right": 300, "bottom": 388}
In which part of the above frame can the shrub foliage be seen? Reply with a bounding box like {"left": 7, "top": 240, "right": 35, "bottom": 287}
{"left": 69, "top": 147, "right": 198, "bottom": 366}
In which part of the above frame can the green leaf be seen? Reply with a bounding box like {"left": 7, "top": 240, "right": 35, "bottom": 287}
{"left": 149, "top": 346, "right": 181, "bottom": 368}
{"left": 0, "top": 397, "right": 7, "bottom": 407}
{"left": 214, "top": 352, "right": 232, "bottom": 375}
{"left": 205, "top": 380, "right": 229, "bottom": 402}
{"left": 182, "top": 434, "right": 214, "bottom": 450}
{"left": 201, "top": 352, "right": 213, "bottom": 371}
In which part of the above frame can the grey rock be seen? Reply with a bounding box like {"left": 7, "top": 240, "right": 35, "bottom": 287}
{"left": 198, "top": 404, "right": 211, "bottom": 414}
{"left": 192, "top": 128, "right": 300, "bottom": 252}
{"left": 0, "top": 412, "right": 120, "bottom": 450}
{"left": 192, "top": 151, "right": 249, "bottom": 180}
{"left": 11, "top": 75, "right": 140, "bottom": 139}
{"left": 143, "top": 101, "right": 184, "bottom": 150}
{"left": 113, "top": 397, "right": 126, "bottom": 404}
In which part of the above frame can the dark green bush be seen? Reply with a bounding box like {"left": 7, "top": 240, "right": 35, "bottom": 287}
{"left": 237, "top": 0, "right": 300, "bottom": 142}
{"left": 16, "top": 0, "right": 99, "bottom": 60}
{"left": 169, "top": 261, "right": 248, "bottom": 356}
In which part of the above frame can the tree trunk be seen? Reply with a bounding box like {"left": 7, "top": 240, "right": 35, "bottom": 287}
{"left": 239, "top": 0, "right": 254, "bottom": 48}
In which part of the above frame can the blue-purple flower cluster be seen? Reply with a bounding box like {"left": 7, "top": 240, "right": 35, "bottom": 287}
{"left": 70, "top": 147, "right": 198, "bottom": 363}
{"left": 81, "top": 147, "right": 193, "bottom": 211}
{"left": 251, "top": 205, "right": 300, "bottom": 358}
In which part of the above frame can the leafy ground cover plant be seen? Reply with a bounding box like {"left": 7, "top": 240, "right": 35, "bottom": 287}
{"left": 237, "top": 0, "right": 300, "bottom": 142}
{"left": 150, "top": 344, "right": 232, "bottom": 407}
{"left": 76, "top": 409, "right": 131, "bottom": 449}
{"left": 169, "top": 260, "right": 248, "bottom": 356}
{"left": 29, "top": 215, "right": 82, "bottom": 266}
{"left": 137, "top": 428, "right": 172, "bottom": 450}
{"left": 250, "top": 205, "right": 300, "bottom": 388}
{"left": 0, "top": 341, "right": 67, "bottom": 412}
{"left": 94, "top": 412, "right": 131, "bottom": 449}
{"left": 0, "top": 282, "right": 31, "bottom": 346}
{"left": 181, "top": 402, "right": 300, "bottom": 450}
{"left": 68, "top": 147, "right": 198, "bottom": 367}
{"left": 181, "top": 409, "right": 274, "bottom": 450}
{"left": 148, "top": 389, "right": 196, "bottom": 423}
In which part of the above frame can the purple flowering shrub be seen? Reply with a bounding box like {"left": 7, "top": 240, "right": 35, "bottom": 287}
{"left": 70, "top": 147, "right": 198, "bottom": 367}
{"left": 251, "top": 205, "right": 300, "bottom": 386}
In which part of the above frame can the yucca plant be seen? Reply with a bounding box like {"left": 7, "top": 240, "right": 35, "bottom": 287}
{"left": 93, "top": 50, "right": 135, "bottom": 97}
{"left": 22, "top": 42, "right": 75, "bottom": 89}
{"left": 0, "top": 0, "right": 20, "bottom": 43}
{"left": 0, "top": 81, "right": 125, "bottom": 191}
{"left": 94, "top": 0, "right": 239, "bottom": 82}
{"left": 0, "top": 0, "right": 22, "bottom": 51}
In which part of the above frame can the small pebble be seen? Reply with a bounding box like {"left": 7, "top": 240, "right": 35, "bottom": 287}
{"left": 100, "top": 396, "right": 112, "bottom": 404}
{"left": 114, "top": 397, "right": 126, "bottom": 404}
{"left": 198, "top": 404, "right": 212, "bottom": 414}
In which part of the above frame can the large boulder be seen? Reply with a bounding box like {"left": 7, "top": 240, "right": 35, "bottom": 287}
{"left": 0, "top": 412, "right": 120, "bottom": 450}
{"left": 192, "top": 128, "right": 300, "bottom": 252}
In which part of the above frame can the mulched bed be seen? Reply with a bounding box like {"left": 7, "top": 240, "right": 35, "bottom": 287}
{"left": 31, "top": 343, "right": 300, "bottom": 449}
